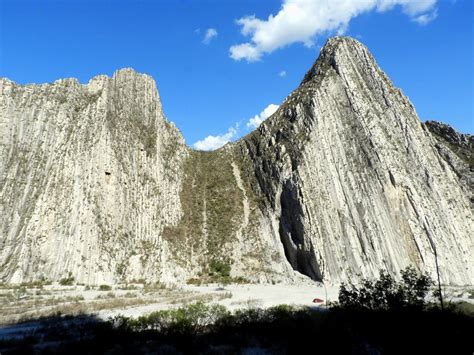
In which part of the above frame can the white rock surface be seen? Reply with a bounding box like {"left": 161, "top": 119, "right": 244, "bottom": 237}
{"left": 239, "top": 37, "right": 473, "bottom": 285}
{"left": 1, "top": 37, "right": 472, "bottom": 286}
{"left": 0, "top": 69, "right": 188, "bottom": 284}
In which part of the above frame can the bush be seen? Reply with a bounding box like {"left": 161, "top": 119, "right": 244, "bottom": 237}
{"left": 112, "top": 302, "right": 231, "bottom": 334}
{"left": 338, "top": 266, "right": 433, "bottom": 310}
{"left": 3, "top": 299, "right": 472, "bottom": 354}
{"left": 99, "top": 285, "right": 112, "bottom": 291}
{"left": 59, "top": 272, "right": 75, "bottom": 286}
{"left": 209, "top": 259, "right": 231, "bottom": 278}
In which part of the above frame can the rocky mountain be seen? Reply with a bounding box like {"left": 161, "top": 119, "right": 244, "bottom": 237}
{"left": 425, "top": 120, "right": 474, "bottom": 204}
{"left": 1, "top": 37, "right": 472, "bottom": 286}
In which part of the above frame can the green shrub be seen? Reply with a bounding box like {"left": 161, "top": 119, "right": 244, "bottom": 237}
{"left": 110, "top": 302, "right": 231, "bottom": 334}
{"left": 7, "top": 299, "right": 471, "bottom": 354}
{"left": 338, "top": 266, "right": 433, "bottom": 310}
{"left": 209, "top": 259, "right": 231, "bottom": 279}
{"left": 454, "top": 301, "right": 474, "bottom": 315}
{"left": 99, "top": 284, "right": 112, "bottom": 291}
{"left": 59, "top": 272, "right": 75, "bottom": 286}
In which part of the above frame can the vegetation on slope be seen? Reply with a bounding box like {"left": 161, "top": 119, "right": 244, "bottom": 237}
{"left": 162, "top": 149, "right": 244, "bottom": 280}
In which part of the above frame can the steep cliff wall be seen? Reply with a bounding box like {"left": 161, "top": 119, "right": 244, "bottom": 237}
{"left": 1, "top": 37, "right": 472, "bottom": 285}
{"left": 0, "top": 70, "right": 188, "bottom": 284}
{"left": 237, "top": 37, "right": 473, "bottom": 285}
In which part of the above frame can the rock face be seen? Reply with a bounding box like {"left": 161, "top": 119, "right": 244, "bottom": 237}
{"left": 0, "top": 70, "right": 188, "bottom": 284}
{"left": 1, "top": 37, "right": 473, "bottom": 285}
{"left": 425, "top": 120, "right": 474, "bottom": 205}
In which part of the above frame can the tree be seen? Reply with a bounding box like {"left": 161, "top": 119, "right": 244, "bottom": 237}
{"left": 338, "top": 267, "right": 433, "bottom": 310}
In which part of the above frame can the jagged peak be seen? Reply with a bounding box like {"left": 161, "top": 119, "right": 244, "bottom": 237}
{"left": 0, "top": 68, "right": 155, "bottom": 91}
{"left": 300, "top": 36, "right": 370, "bottom": 86}
{"left": 82, "top": 68, "right": 155, "bottom": 89}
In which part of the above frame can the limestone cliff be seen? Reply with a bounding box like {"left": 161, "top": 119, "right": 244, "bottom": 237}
{"left": 235, "top": 37, "right": 473, "bottom": 285}
{"left": 0, "top": 70, "right": 188, "bottom": 284}
{"left": 1, "top": 37, "right": 473, "bottom": 285}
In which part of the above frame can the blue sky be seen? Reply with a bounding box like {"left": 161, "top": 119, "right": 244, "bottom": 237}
{"left": 1, "top": 0, "right": 472, "bottom": 150}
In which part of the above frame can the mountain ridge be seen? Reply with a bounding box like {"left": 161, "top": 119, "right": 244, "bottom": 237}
{"left": 1, "top": 36, "right": 472, "bottom": 286}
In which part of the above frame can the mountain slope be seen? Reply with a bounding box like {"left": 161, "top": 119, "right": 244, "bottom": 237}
{"left": 1, "top": 37, "right": 472, "bottom": 285}
{"left": 236, "top": 37, "right": 473, "bottom": 285}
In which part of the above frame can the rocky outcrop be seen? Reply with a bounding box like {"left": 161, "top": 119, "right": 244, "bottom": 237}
{"left": 425, "top": 120, "right": 474, "bottom": 205}
{"left": 1, "top": 37, "right": 473, "bottom": 285}
{"left": 425, "top": 121, "right": 473, "bottom": 162}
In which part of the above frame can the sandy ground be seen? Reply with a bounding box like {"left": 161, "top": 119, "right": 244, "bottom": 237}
{"left": 0, "top": 283, "right": 336, "bottom": 340}
{"left": 185, "top": 283, "right": 339, "bottom": 309}
{"left": 100, "top": 283, "right": 473, "bottom": 319}
{"left": 98, "top": 283, "right": 339, "bottom": 319}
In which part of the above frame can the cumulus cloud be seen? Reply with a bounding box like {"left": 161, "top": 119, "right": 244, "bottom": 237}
{"left": 193, "top": 104, "right": 280, "bottom": 150}
{"left": 279, "top": 70, "right": 287, "bottom": 77}
{"left": 247, "top": 104, "right": 279, "bottom": 129}
{"left": 230, "top": 0, "right": 438, "bottom": 61}
{"left": 193, "top": 126, "right": 237, "bottom": 151}
{"left": 203, "top": 28, "right": 218, "bottom": 44}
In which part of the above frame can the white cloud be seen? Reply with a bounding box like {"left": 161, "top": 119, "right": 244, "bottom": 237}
{"left": 193, "top": 126, "right": 237, "bottom": 151}
{"left": 229, "top": 42, "right": 261, "bottom": 61}
{"left": 279, "top": 70, "right": 287, "bottom": 77}
{"left": 412, "top": 8, "right": 438, "bottom": 24}
{"left": 247, "top": 104, "right": 279, "bottom": 129}
{"left": 193, "top": 104, "right": 280, "bottom": 150}
{"left": 230, "top": 0, "right": 437, "bottom": 61}
{"left": 203, "top": 28, "right": 218, "bottom": 44}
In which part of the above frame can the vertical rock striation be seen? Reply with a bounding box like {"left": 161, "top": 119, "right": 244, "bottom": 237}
{"left": 238, "top": 37, "right": 473, "bottom": 285}
{"left": 0, "top": 69, "right": 188, "bottom": 284}
{"left": 1, "top": 37, "right": 472, "bottom": 285}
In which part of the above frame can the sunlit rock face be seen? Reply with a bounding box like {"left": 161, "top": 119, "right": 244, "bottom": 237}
{"left": 1, "top": 37, "right": 472, "bottom": 285}
{"left": 238, "top": 37, "right": 473, "bottom": 285}
{"left": 0, "top": 69, "right": 189, "bottom": 285}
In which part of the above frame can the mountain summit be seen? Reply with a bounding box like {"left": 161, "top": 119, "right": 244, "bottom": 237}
{"left": 1, "top": 37, "right": 472, "bottom": 285}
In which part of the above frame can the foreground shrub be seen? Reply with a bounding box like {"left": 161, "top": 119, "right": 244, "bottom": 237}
{"left": 338, "top": 266, "right": 433, "bottom": 310}
{"left": 1, "top": 268, "right": 471, "bottom": 354}
{"left": 110, "top": 302, "right": 230, "bottom": 334}
{"left": 2, "top": 299, "right": 472, "bottom": 354}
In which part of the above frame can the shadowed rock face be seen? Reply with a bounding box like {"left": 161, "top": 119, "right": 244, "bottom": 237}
{"left": 1, "top": 37, "right": 473, "bottom": 285}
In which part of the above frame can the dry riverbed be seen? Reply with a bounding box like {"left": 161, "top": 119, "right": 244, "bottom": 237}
{"left": 0, "top": 283, "right": 222, "bottom": 326}
{"left": 0, "top": 282, "right": 472, "bottom": 337}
